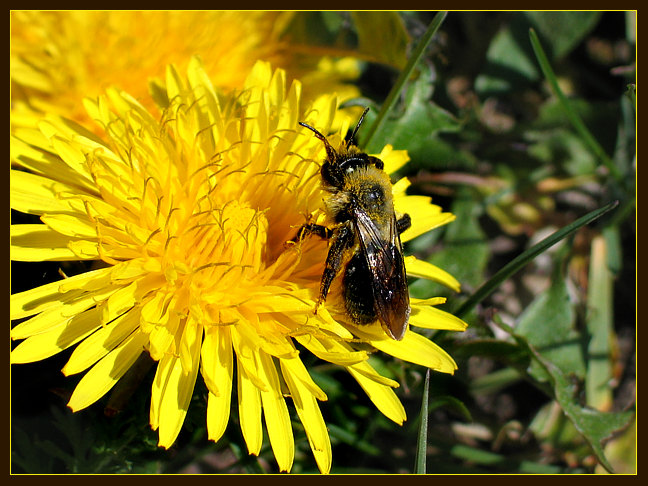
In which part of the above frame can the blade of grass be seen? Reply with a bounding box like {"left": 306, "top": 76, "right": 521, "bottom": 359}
{"left": 585, "top": 234, "right": 614, "bottom": 410}
{"left": 362, "top": 11, "right": 448, "bottom": 151}
{"left": 414, "top": 369, "right": 431, "bottom": 473}
{"left": 529, "top": 28, "right": 622, "bottom": 181}
{"left": 455, "top": 200, "right": 619, "bottom": 319}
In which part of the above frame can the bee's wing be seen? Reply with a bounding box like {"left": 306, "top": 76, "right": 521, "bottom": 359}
{"left": 352, "top": 207, "right": 410, "bottom": 340}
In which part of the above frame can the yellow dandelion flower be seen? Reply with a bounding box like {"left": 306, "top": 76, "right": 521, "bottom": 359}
{"left": 10, "top": 58, "right": 466, "bottom": 473}
{"left": 10, "top": 10, "right": 360, "bottom": 129}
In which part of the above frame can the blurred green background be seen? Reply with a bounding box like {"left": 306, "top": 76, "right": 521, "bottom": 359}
{"left": 11, "top": 11, "right": 635, "bottom": 474}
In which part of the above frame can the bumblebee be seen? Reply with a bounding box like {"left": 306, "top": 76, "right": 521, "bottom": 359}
{"left": 293, "top": 108, "right": 411, "bottom": 340}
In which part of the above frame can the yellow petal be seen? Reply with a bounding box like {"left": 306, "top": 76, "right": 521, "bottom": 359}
{"left": 231, "top": 321, "right": 268, "bottom": 392}
{"left": 204, "top": 326, "right": 233, "bottom": 443}
{"left": 281, "top": 359, "right": 332, "bottom": 474}
{"left": 295, "top": 334, "right": 368, "bottom": 367}
{"left": 279, "top": 356, "right": 327, "bottom": 401}
{"left": 391, "top": 179, "right": 456, "bottom": 242}
{"left": 10, "top": 58, "right": 52, "bottom": 91}
{"left": 11, "top": 285, "right": 114, "bottom": 340}
{"left": 50, "top": 135, "right": 91, "bottom": 181}
{"left": 147, "top": 309, "right": 182, "bottom": 361}
{"left": 140, "top": 290, "right": 171, "bottom": 329}
{"left": 245, "top": 60, "right": 273, "bottom": 93}
{"left": 377, "top": 145, "right": 410, "bottom": 175}
{"left": 258, "top": 352, "right": 294, "bottom": 473}
{"left": 156, "top": 322, "right": 202, "bottom": 448}
{"left": 10, "top": 169, "right": 82, "bottom": 215}
{"left": 62, "top": 309, "right": 141, "bottom": 376}
{"left": 10, "top": 307, "right": 102, "bottom": 364}
{"left": 348, "top": 357, "right": 401, "bottom": 388}
{"left": 101, "top": 281, "right": 139, "bottom": 325}
{"left": 110, "top": 257, "right": 161, "bottom": 281}
{"left": 404, "top": 255, "right": 461, "bottom": 292}
{"left": 40, "top": 213, "right": 97, "bottom": 238}
{"left": 150, "top": 352, "right": 172, "bottom": 432}
{"left": 165, "top": 63, "right": 186, "bottom": 103}
{"left": 67, "top": 239, "right": 101, "bottom": 259}
{"left": 366, "top": 330, "right": 458, "bottom": 375}
{"left": 67, "top": 330, "right": 148, "bottom": 411}
{"left": 11, "top": 134, "right": 98, "bottom": 193}
{"left": 248, "top": 290, "right": 313, "bottom": 314}
{"left": 237, "top": 358, "right": 263, "bottom": 455}
{"left": 401, "top": 203, "right": 455, "bottom": 242}
{"left": 179, "top": 317, "right": 203, "bottom": 376}
{"left": 11, "top": 224, "right": 90, "bottom": 261}
{"left": 206, "top": 391, "right": 231, "bottom": 445}
{"left": 391, "top": 176, "right": 411, "bottom": 197}
{"left": 187, "top": 55, "right": 217, "bottom": 105}
{"left": 346, "top": 363, "right": 406, "bottom": 425}
{"left": 311, "top": 307, "right": 355, "bottom": 339}
{"left": 10, "top": 266, "right": 112, "bottom": 320}
{"left": 409, "top": 304, "right": 469, "bottom": 332}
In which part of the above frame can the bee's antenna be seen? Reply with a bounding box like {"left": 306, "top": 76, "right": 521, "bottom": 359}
{"left": 299, "top": 121, "right": 337, "bottom": 161}
{"left": 349, "top": 107, "right": 370, "bottom": 145}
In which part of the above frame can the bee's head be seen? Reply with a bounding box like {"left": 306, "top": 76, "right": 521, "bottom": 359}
{"left": 299, "top": 107, "right": 384, "bottom": 190}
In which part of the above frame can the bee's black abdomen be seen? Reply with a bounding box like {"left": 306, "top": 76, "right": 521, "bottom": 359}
{"left": 343, "top": 251, "right": 377, "bottom": 325}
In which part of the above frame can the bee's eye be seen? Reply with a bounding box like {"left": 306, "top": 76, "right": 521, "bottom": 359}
{"left": 367, "top": 186, "right": 384, "bottom": 204}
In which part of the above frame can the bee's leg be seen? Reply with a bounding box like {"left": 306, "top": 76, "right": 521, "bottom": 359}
{"left": 289, "top": 223, "right": 333, "bottom": 243}
{"left": 316, "top": 223, "right": 354, "bottom": 312}
{"left": 396, "top": 213, "right": 411, "bottom": 235}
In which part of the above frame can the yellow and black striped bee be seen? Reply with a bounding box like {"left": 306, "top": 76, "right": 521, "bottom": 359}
{"left": 294, "top": 108, "right": 411, "bottom": 340}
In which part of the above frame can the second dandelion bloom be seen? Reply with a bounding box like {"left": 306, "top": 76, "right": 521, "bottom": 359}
{"left": 10, "top": 57, "right": 467, "bottom": 473}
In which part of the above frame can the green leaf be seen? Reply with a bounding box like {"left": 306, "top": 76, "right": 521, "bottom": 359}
{"left": 475, "top": 14, "right": 540, "bottom": 96}
{"left": 496, "top": 319, "right": 635, "bottom": 473}
{"left": 530, "top": 345, "right": 634, "bottom": 473}
{"left": 475, "top": 12, "right": 601, "bottom": 96}
{"left": 524, "top": 12, "right": 601, "bottom": 60}
{"left": 516, "top": 250, "right": 586, "bottom": 382}
{"left": 362, "top": 61, "right": 460, "bottom": 158}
